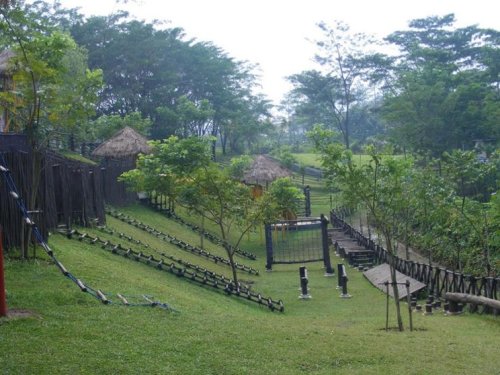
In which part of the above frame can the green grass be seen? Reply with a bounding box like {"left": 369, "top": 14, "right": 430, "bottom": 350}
{"left": 292, "top": 152, "right": 404, "bottom": 169}
{"left": 60, "top": 151, "right": 97, "bottom": 165}
{"left": 2, "top": 205, "right": 499, "bottom": 374}
{"left": 292, "top": 153, "right": 323, "bottom": 168}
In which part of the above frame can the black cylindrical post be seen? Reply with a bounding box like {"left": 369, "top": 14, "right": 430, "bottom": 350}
{"left": 299, "top": 266, "right": 307, "bottom": 279}
{"left": 424, "top": 303, "right": 433, "bottom": 315}
{"left": 340, "top": 265, "right": 351, "bottom": 298}
{"left": 320, "top": 214, "right": 334, "bottom": 276}
{"left": 337, "top": 263, "right": 343, "bottom": 289}
{"left": 299, "top": 266, "right": 311, "bottom": 299}
{"left": 341, "top": 275, "right": 348, "bottom": 295}
{"left": 265, "top": 224, "right": 273, "bottom": 271}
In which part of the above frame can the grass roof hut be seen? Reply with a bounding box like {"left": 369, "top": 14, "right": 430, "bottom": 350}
{"left": 92, "top": 126, "right": 151, "bottom": 206}
{"left": 243, "top": 155, "right": 292, "bottom": 189}
{"left": 92, "top": 126, "right": 151, "bottom": 159}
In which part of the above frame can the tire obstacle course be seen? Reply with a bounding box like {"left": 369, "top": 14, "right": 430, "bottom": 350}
{"left": 0, "top": 156, "right": 176, "bottom": 311}
{"left": 63, "top": 227, "right": 284, "bottom": 312}
{"left": 106, "top": 208, "right": 259, "bottom": 275}
{"left": 96, "top": 225, "right": 238, "bottom": 287}
{"left": 145, "top": 199, "right": 257, "bottom": 260}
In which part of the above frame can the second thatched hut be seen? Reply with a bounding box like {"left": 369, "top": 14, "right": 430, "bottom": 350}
{"left": 92, "top": 126, "right": 151, "bottom": 206}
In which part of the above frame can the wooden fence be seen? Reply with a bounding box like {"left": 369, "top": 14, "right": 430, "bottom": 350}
{"left": 330, "top": 210, "right": 499, "bottom": 303}
{"left": 0, "top": 135, "right": 106, "bottom": 251}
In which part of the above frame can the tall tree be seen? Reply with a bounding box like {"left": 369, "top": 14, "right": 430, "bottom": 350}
{"left": 70, "top": 13, "right": 270, "bottom": 144}
{"left": 288, "top": 21, "right": 383, "bottom": 149}
{"left": 0, "top": 1, "right": 102, "bottom": 257}
{"left": 381, "top": 14, "right": 500, "bottom": 156}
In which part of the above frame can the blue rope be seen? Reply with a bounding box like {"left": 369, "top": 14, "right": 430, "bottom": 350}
{"left": 0, "top": 153, "right": 177, "bottom": 312}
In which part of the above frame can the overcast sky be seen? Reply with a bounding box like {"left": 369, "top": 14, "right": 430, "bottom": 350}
{"left": 61, "top": 0, "right": 499, "bottom": 105}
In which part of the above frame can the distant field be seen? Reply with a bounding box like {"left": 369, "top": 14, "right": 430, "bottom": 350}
{"left": 293, "top": 153, "right": 403, "bottom": 169}
{"left": 292, "top": 153, "right": 323, "bottom": 168}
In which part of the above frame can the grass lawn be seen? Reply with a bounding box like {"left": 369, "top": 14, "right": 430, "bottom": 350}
{"left": 292, "top": 153, "right": 323, "bottom": 169}
{"left": 2, "top": 204, "right": 499, "bottom": 374}
{"left": 292, "top": 153, "right": 404, "bottom": 170}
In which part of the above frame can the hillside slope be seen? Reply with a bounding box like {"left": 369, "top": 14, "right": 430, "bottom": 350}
{"left": 2, "top": 205, "right": 499, "bottom": 374}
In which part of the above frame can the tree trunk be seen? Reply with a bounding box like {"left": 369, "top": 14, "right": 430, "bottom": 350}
{"left": 220, "top": 226, "right": 238, "bottom": 285}
{"left": 227, "top": 248, "right": 238, "bottom": 286}
{"left": 386, "top": 235, "right": 404, "bottom": 331}
{"left": 22, "top": 150, "right": 42, "bottom": 258}
{"left": 200, "top": 215, "right": 204, "bottom": 250}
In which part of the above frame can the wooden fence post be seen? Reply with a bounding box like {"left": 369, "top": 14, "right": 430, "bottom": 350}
{"left": 0, "top": 225, "right": 7, "bottom": 317}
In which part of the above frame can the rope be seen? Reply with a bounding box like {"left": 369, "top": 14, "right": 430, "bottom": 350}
{"left": 0, "top": 154, "right": 177, "bottom": 312}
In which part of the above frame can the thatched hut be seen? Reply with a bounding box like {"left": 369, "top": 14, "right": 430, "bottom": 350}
{"left": 92, "top": 126, "right": 151, "bottom": 159}
{"left": 243, "top": 155, "right": 291, "bottom": 186}
{"left": 242, "top": 155, "right": 292, "bottom": 199}
{"left": 92, "top": 126, "right": 151, "bottom": 206}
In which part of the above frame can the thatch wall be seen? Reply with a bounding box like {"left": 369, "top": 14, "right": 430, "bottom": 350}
{"left": 100, "top": 157, "right": 138, "bottom": 206}
{"left": 0, "top": 135, "right": 105, "bottom": 251}
{"left": 91, "top": 126, "right": 150, "bottom": 206}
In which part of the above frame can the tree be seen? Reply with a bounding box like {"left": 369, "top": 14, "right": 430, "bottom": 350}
{"left": 267, "top": 177, "right": 304, "bottom": 220}
{"left": 178, "top": 164, "right": 267, "bottom": 284}
{"left": 0, "top": 2, "right": 102, "bottom": 257}
{"left": 288, "top": 21, "right": 383, "bottom": 149}
{"left": 120, "top": 135, "right": 213, "bottom": 212}
{"left": 90, "top": 112, "right": 151, "bottom": 143}
{"left": 310, "top": 126, "right": 411, "bottom": 331}
{"left": 70, "top": 13, "right": 270, "bottom": 145}
{"left": 380, "top": 14, "right": 500, "bottom": 156}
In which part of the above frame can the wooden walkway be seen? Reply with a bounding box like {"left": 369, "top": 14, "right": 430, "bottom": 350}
{"left": 363, "top": 264, "right": 426, "bottom": 300}
{"left": 329, "top": 228, "right": 426, "bottom": 299}
{"left": 329, "top": 228, "right": 375, "bottom": 268}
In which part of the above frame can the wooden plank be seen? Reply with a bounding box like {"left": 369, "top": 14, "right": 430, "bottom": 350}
{"left": 363, "top": 264, "right": 426, "bottom": 300}
{"left": 344, "top": 248, "right": 370, "bottom": 254}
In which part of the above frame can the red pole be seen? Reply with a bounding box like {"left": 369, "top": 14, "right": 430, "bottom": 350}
{"left": 0, "top": 226, "right": 7, "bottom": 317}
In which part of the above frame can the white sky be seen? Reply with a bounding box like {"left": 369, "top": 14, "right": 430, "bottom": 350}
{"left": 59, "top": 0, "right": 499, "bottom": 106}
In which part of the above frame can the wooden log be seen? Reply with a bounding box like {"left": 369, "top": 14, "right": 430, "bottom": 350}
{"left": 445, "top": 292, "right": 500, "bottom": 310}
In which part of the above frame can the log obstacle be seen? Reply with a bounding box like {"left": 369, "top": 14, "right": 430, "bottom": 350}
{"left": 445, "top": 292, "right": 500, "bottom": 312}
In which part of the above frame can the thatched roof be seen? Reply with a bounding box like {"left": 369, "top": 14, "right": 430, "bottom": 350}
{"left": 242, "top": 155, "right": 291, "bottom": 184}
{"left": 0, "top": 50, "right": 15, "bottom": 76}
{"left": 92, "top": 126, "right": 151, "bottom": 158}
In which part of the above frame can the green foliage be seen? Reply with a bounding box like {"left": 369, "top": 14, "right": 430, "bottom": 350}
{"left": 271, "top": 145, "right": 297, "bottom": 169}
{"left": 267, "top": 177, "right": 304, "bottom": 219}
{"left": 0, "top": 3, "right": 103, "bottom": 148}
{"left": 381, "top": 14, "right": 500, "bottom": 156}
{"left": 70, "top": 12, "right": 270, "bottom": 145}
{"left": 287, "top": 21, "right": 385, "bottom": 149}
{"left": 311, "top": 127, "right": 498, "bottom": 276}
{"left": 90, "top": 112, "right": 152, "bottom": 142}
{"left": 119, "top": 135, "right": 213, "bottom": 199}
{"left": 227, "top": 155, "right": 253, "bottom": 180}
